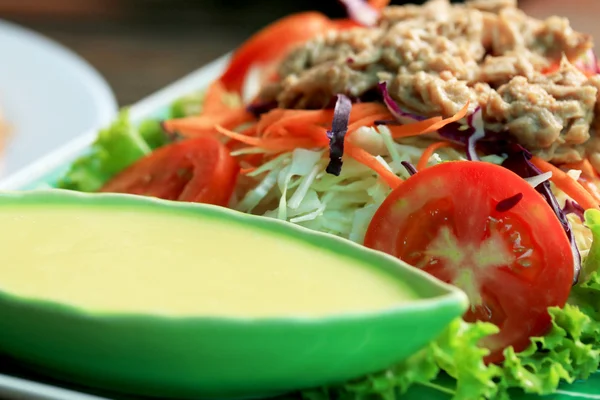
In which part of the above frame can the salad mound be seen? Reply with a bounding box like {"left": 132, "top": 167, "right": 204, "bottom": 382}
{"left": 57, "top": 0, "right": 600, "bottom": 398}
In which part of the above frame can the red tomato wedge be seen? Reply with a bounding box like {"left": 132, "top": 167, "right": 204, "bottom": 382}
{"left": 100, "top": 137, "right": 240, "bottom": 207}
{"left": 364, "top": 161, "right": 574, "bottom": 363}
{"left": 218, "top": 12, "right": 336, "bottom": 93}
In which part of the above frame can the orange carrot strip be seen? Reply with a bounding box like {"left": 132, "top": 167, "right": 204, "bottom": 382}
{"left": 285, "top": 124, "right": 329, "bottom": 145}
{"left": 578, "top": 177, "right": 600, "bottom": 205}
{"left": 163, "top": 108, "right": 255, "bottom": 137}
{"left": 257, "top": 108, "right": 287, "bottom": 132}
{"left": 240, "top": 125, "right": 258, "bottom": 137}
{"left": 347, "top": 113, "right": 394, "bottom": 133}
{"left": 388, "top": 102, "right": 469, "bottom": 139}
{"left": 368, "top": 0, "right": 390, "bottom": 9}
{"left": 202, "top": 80, "right": 230, "bottom": 115}
{"left": 543, "top": 61, "right": 595, "bottom": 78}
{"left": 264, "top": 109, "right": 334, "bottom": 135}
{"left": 348, "top": 103, "right": 390, "bottom": 120}
{"left": 345, "top": 141, "right": 402, "bottom": 189}
{"left": 262, "top": 103, "right": 388, "bottom": 136}
{"left": 387, "top": 117, "right": 442, "bottom": 137}
{"left": 215, "top": 125, "right": 319, "bottom": 151}
{"left": 542, "top": 63, "right": 561, "bottom": 75}
{"left": 561, "top": 159, "right": 597, "bottom": 178}
{"left": 417, "top": 142, "right": 456, "bottom": 171}
{"left": 530, "top": 156, "right": 600, "bottom": 210}
{"left": 561, "top": 159, "right": 600, "bottom": 204}
{"left": 240, "top": 167, "right": 257, "bottom": 175}
{"left": 261, "top": 126, "right": 290, "bottom": 139}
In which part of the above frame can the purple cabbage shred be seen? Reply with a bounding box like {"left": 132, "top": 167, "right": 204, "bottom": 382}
{"left": 378, "top": 82, "right": 427, "bottom": 124}
{"left": 374, "top": 119, "right": 400, "bottom": 126}
{"left": 246, "top": 100, "right": 278, "bottom": 117}
{"left": 563, "top": 199, "right": 585, "bottom": 223}
{"left": 465, "top": 107, "right": 485, "bottom": 161}
{"left": 401, "top": 161, "right": 417, "bottom": 176}
{"left": 501, "top": 145, "right": 581, "bottom": 284}
{"left": 325, "top": 94, "right": 353, "bottom": 176}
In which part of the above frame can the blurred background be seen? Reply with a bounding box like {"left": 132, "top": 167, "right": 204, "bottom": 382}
{"left": 0, "top": 0, "right": 598, "bottom": 106}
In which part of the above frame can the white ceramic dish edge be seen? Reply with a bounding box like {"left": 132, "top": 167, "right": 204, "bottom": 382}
{"left": 0, "top": 374, "right": 111, "bottom": 400}
{"left": 0, "top": 53, "right": 230, "bottom": 191}
{"left": 0, "top": 19, "right": 119, "bottom": 177}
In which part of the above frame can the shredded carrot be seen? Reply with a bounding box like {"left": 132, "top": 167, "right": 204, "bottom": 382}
{"left": 215, "top": 125, "right": 319, "bottom": 152}
{"left": 346, "top": 113, "right": 394, "bottom": 133}
{"left": 240, "top": 166, "right": 257, "bottom": 175}
{"left": 542, "top": 63, "right": 561, "bottom": 75}
{"left": 285, "top": 124, "right": 329, "bottom": 145}
{"left": 368, "top": 0, "right": 390, "bottom": 10}
{"left": 163, "top": 108, "right": 255, "bottom": 137}
{"left": 345, "top": 141, "right": 402, "bottom": 189}
{"left": 255, "top": 108, "right": 287, "bottom": 132}
{"left": 417, "top": 142, "right": 456, "bottom": 171}
{"left": 348, "top": 103, "right": 390, "bottom": 120}
{"left": 561, "top": 159, "right": 597, "bottom": 179}
{"left": 261, "top": 103, "right": 390, "bottom": 137}
{"left": 543, "top": 61, "right": 596, "bottom": 78}
{"left": 387, "top": 102, "right": 469, "bottom": 139}
{"left": 264, "top": 109, "right": 334, "bottom": 135}
{"left": 579, "top": 178, "right": 600, "bottom": 205}
{"left": 530, "top": 156, "right": 600, "bottom": 210}
{"left": 561, "top": 159, "right": 600, "bottom": 204}
{"left": 202, "top": 80, "right": 231, "bottom": 115}
{"left": 166, "top": 95, "right": 467, "bottom": 191}
{"left": 386, "top": 117, "right": 441, "bottom": 138}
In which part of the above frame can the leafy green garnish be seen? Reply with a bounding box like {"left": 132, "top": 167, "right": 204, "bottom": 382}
{"left": 58, "top": 110, "right": 155, "bottom": 192}
{"left": 287, "top": 245, "right": 600, "bottom": 399}
{"left": 582, "top": 209, "right": 600, "bottom": 283}
{"left": 286, "top": 289, "right": 600, "bottom": 400}
{"left": 169, "top": 92, "right": 205, "bottom": 119}
{"left": 57, "top": 91, "right": 207, "bottom": 192}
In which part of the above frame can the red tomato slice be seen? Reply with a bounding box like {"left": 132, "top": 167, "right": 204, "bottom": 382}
{"left": 218, "top": 12, "right": 335, "bottom": 93}
{"left": 100, "top": 137, "right": 240, "bottom": 207}
{"left": 364, "top": 161, "right": 574, "bottom": 363}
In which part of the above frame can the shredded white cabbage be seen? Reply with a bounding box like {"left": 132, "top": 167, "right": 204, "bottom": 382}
{"left": 233, "top": 126, "right": 448, "bottom": 242}
{"left": 524, "top": 171, "right": 553, "bottom": 188}
{"left": 234, "top": 122, "right": 594, "bottom": 255}
{"left": 242, "top": 65, "right": 263, "bottom": 104}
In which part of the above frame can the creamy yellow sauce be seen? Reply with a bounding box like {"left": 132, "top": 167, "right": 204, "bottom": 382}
{"left": 0, "top": 205, "right": 415, "bottom": 317}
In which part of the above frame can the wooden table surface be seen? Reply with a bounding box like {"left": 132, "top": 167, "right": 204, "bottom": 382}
{"left": 0, "top": 0, "right": 350, "bottom": 106}
{"left": 2, "top": 0, "right": 599, "bottom": 107}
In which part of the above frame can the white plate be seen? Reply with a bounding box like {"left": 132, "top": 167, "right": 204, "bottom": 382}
{"left": 0, "top": 53, "right": 230, "bottom": 192}
{"left": 0, "top": 19, "right": 117, "bottom": 178}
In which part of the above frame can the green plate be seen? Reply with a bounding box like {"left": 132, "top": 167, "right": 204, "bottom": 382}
{"left": 0, "top": 189, "right": 468, "bottom": 399}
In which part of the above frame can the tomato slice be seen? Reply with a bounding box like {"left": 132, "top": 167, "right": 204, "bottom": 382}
{"left": 218, "top": 12, "right": 336, "bottom": 93}
{"left": 364, "top": 161, "right": 574, "bottom": 363}
{"left": 100, "top": 137, "right": 240, "bottom": 207}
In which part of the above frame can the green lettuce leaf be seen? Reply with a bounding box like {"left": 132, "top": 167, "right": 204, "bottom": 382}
{"left": 169, "top": 91, "right": 205, "bottom": 119}
{"left": 56, "top": 91, "right": 209, "bottom": 193}
{"left": 57, "top": 110, "right": 154, "bottom": 192}
{"left": 290, "top": 276, "right": 600, "bottom": 400}
{"left": 582, "top": 209, "right": 600, "bottom": 283}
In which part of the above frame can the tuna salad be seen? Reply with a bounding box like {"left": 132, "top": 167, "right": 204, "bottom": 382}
{"left": 258, "top": 0, "right": 600, "bottom": 168}
{"left": 56, "top": 1, "right": 600, "bottom": 398}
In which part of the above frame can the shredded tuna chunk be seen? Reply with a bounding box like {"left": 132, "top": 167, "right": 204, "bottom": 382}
{"left": 257, "top": 0, "right": 599, "bottom": 166}
{"left": 390, "top": 72, "right": 479, "bottom": 117}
